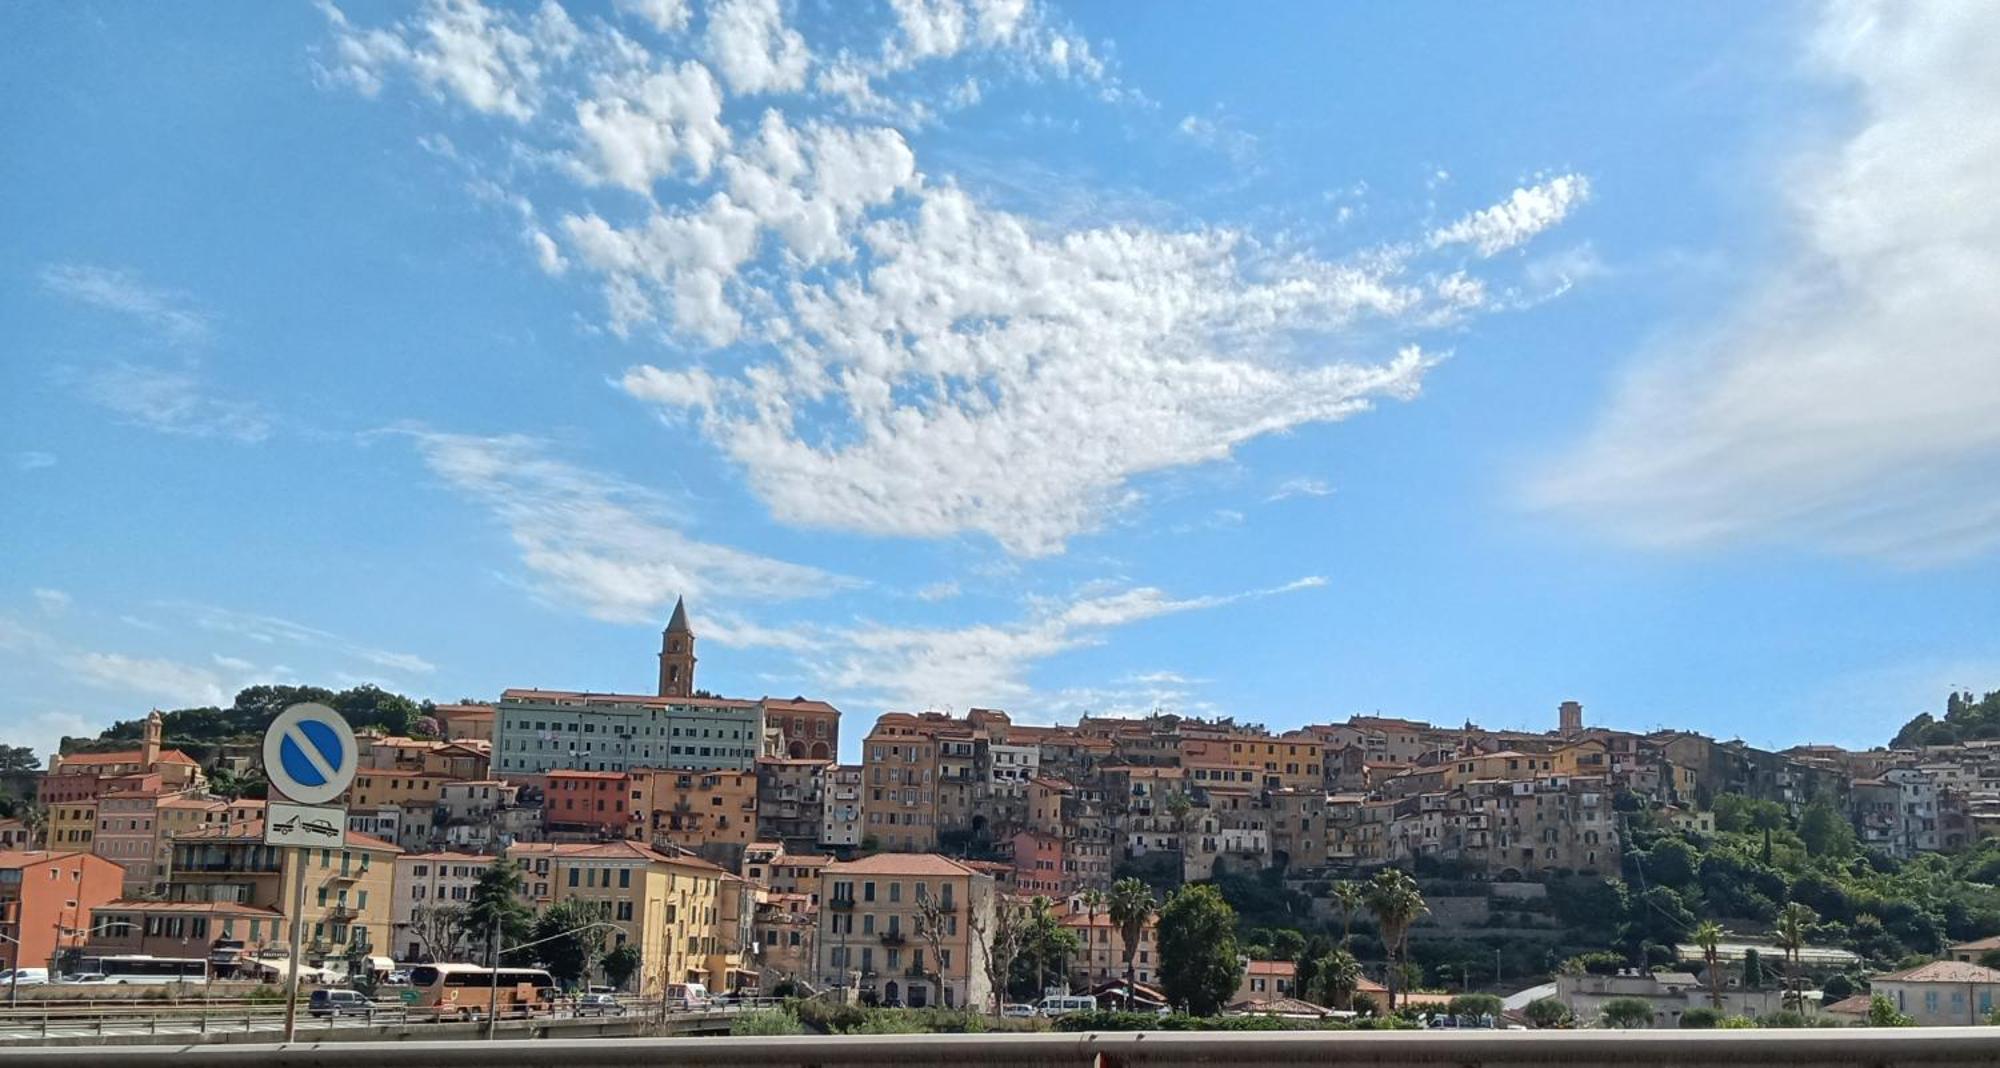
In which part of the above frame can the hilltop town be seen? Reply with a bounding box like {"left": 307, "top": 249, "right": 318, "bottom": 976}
{"left": 5, "top": 598, "right": 1999, "bottom": 1028}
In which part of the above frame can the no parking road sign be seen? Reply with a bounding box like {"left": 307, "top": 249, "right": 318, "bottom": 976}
{"left": 261, "top": 702, "right": 357, "bottom": 806}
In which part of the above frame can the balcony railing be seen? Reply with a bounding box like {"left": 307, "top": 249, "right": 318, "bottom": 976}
{"left": 828, "top": 897, "right": 855, "bottom": 911}
{"left": 878, "top": 931, "right": 905, "bottom": 946}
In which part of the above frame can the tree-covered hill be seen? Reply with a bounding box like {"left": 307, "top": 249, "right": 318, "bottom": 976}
{"left": 1892, "top": 689, "right": 2000, "bottom": 747}
{"left": 64, "top": 683, "right": 438, "bottom": 762}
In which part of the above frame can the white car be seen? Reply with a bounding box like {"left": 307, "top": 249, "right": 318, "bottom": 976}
{"left": 1000, "top": 1003, "right": 1036, "bottom": 1019}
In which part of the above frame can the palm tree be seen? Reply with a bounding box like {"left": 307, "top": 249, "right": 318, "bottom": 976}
{"left": 1330, "top": 880, "right": 1365, "bottom": 947}
{"left": 1080, "top": 888, "right": 1108, "bottom": 985}
{"left": 1315, "top": 948, "right": 1362, "bottom": 1010}
{"left": 1366, "top": 868, "right": 1427, "bottom": 1012}
{"left": 1165, "top": 791, "right": 1193, "bottom": 834}
{"left": 1693, "top": 920, "right": 1726, "bottom": 1010}
{"left": 1107, "top": 878, "right": 1156, "bottom": 1011}
{"left": 1774, "top": 902, "right": 1816, "bottom": 1011}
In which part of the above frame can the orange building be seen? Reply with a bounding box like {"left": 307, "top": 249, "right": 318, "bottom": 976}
{"left": 765, "top": 698, "right": 840, "bottom": 761}
{"left": 0, "top": 851, "right": 126, "bottom": 974}
{"left": 630, "top": 768, "right": 758, "bottom": 861}
{"left": 546, "top": 770, "right": 634, "bottom": 836}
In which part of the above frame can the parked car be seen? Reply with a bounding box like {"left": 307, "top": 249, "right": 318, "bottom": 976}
{"left": 1036, "top": 995, "right": 1096, "bottom": 1018}
{"left": 575, "top": 993, "right": 625, "bottom": 1017}
{"left": 383, "top": 970, "right": 412, "bottom": 986}
{"left": 309, "top": 988, "right": 375, "bottom": 1018}
{"left": 64, "top": 973, "right": 109, "bottom": 985}
{"left": 0, "top": 969, "right": 49, "bottom": 985}
{"left": 1000, "top": 1003, "right": 1036, "bottom": 1019}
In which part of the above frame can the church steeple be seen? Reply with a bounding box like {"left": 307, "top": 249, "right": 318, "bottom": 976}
{"left": 142, "top": 708, "right": 163, "bottom": 769}
{"left": 658, "top": 596, "right": 697, "bottom": 698}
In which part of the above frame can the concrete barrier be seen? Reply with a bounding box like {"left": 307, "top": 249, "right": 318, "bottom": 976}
{"left": 1, "top": 1029, "right": 1999, "bottom": 1067}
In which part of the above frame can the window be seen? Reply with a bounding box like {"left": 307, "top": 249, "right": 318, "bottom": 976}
{"left": 568, "top": 868, "right": 580, "bottom": 887}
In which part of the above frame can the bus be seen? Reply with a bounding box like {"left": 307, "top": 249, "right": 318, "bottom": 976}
{"left": 405, "top": 964, "right": 555, "bottom": 1021}
{"left": 79, "top": 956, "right": 209, "bottom": 985}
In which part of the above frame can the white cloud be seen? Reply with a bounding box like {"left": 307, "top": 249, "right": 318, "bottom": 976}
{"left": 1176, "top": 113, "right": 1257, "bottom": 165}
{"left": 1429, "top": 173, "right": 1591, "bottom": 257}
{"left": 405, "top": 430, "right": 854, "bottom": 622}
{"left": 212, "top": 654, "right": 258, "bottom": 673}
{"left": 1267, "top": 477, "right": 1334, "bottom": 502}
{"left": 175, "top": 603, "right": 436, "bottom": 676}
{"left": 1534, "top": 3, "right": 2000, "bottom": 563}
{"left": 32, "top": 589, "right": 71, "bottom": 616}
{"left": 318, "top": 0, "right": 576, "bottom": 121}
{"left": 570, "top": 59, "right": 729, "bottom": 192}
{"left": 70, "top": 362, "right": 272, "bottom": 443}
{"left": 624, "top": 183, "right": 1444, "bottom": 556}
{"left": 12, "top": 452, "right": 57, "bottom": 471}
{"left": 66, "top": 651, "right": 228, "bottom": 707}
{"left": 724, "top": 574, "right": 1323, "bottom": 710}
{"left": 617, "top": 0, "right": 691, "bottom": 34}
{"left": 321, "top": 2, "right": 1586, "bottom": 560}
{"left": 703, "top": 0, "right": 810, "bottom": 95}
{"left": 40, "top": 263, "right": 211, "bottom": 344}
{"left": 0, "top": 710, "right": 93, "bottom": 765}
{"left": 915, "top": 580, "right": 961, "bottom": 601}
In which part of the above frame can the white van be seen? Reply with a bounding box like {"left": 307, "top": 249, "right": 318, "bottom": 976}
{"left": 0, "top": 969, "right": 49, "bottom": 985}
{"left": 664, "top": 982, "right": 710, "bottom": 1009}
{"left": 1036, "top": 995, "right": 1096, "bottom": 1018}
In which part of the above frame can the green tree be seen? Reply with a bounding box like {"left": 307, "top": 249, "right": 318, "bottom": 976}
{"left": 1601, "top": 997, "right": 1656, "bottom": 1028}
{"left": 1798, "top": 797, "right": 1856, "bottom": 858}
{"left": 1312, "top": 948, "right": 1361, "bottom": 1010}
{"left": 464, "top": 860, "right": 533, "bottom": 966}
{"left": 1079, "top": 888, "right": 1107, "bottom": 981}
{"left": 1448, "top": 993, "right": 1503, "bottom": 1019}
{"left": 1523, "top": 996, "right": 1571, "bottom": 1029}
{"left": 1107, "top": 877, "right": 1156, "bottom": 1010}
{"left": 1742, "top": 947, "right": 1765, "bottom": 989}
{"left": 1693, "top": 920, "right": 1726, "bottom": 1010}
{"left": 530, "top": 898, "right": 610, "bottom": 986}
{"left": 1749, "top": 803, "right": 1786, "bottom": 866}
{"left": 1867, "top": 994, "right": 1915, "bottom": 1027}
{"left": 1330, "top": 880, "right": 1365, "bottom": 946}
{"left": 1013, "top": 897, "right": 1079, "bottom": 998}
{"left": 1365, "top": 868, "right": 1427, "bottom": 1013}
{"left": 600, "top": 943, "right": 643, "bottom": 991}
{"left": 0, "top": 746, "right": 41, "bottom": 772}
{"left": 1157, "top": 884, "right": 1241, "bottom": 1016}
{"left": 1679, "top": 1007, "right": 1722, "bottom": 1028}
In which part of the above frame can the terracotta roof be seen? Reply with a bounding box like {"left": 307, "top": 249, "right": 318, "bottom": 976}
{"left": 0, "top": 850, "right": 88, "bottom": 868}
{"left": 508, "top": 840, "right": 728, "bottom": 872}
{"left": 1244, "top": 959, "right": 1297, "bottom": 977}
{"left": 756, "top": 756, "right": 834, "bottom": 766}
{"left": 57, "top": 748, "right": 196, "bottom": 767}
{"left": 500, "top": 688, "right": 759, "bottom": 711}
{"left": 1029, "top": 776, "right": 1075, "bottom": 791}
{"left": 400, "top": 851, "right": 499, "bottom": 863}
{"left": 175, "top": 821, "right": 401, "bottom": 853}
{"left": 824, "top": 852, "right": 986, "bottom": 877}
{"left": 546, "top": 770, "right": 630, "bottom": 780}
{"left": 93, "top": 900, "right": 282, "bottom": 916}
{"left": 1823, "top": 994, "right": 1874, "bottom": 1017}
{"left": 1227, "top": 996, "right": 1330, "bottom": 1018}
{"left": 1877, "top": 961, "right": 2000, "bottom": 984}
{"left": 1953, "top": 935, "right": 2000, "bottom": 953}
{"left": 763, "top": 698, "right": 839, "bottom": 714}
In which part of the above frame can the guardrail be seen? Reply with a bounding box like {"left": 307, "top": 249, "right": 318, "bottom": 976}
{"left": 2, "top": 1030, "right": 2000, "bottom": 1067}
{"left": 0, "top": 996, "right": 791, "bottom": 1043}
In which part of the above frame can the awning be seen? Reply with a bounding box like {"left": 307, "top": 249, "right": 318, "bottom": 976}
{"left": 368, "top": 956, "right": 396, "bottom": 971}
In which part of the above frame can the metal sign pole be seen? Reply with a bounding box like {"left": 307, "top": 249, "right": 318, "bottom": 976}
{"left": 282, "top": 844, "right": 308, "bottom": 1042}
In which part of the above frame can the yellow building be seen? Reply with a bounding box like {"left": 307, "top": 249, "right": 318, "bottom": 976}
{"left": 47, "top": 800, "right": 98, "bottom": 850}
{"left": 508, "top": 840, "right": 732, "bottom": 995}
{"left": 630, "top": 768, "right": 759, "bottom": 859}
{"left": 167, "top": 820, "right": 400, "bottom": 971}
{"left": 1227, "top": 732, "right": 1326, "bottom": 791}
{"left": 1446, "top": 750, "right": 1556, "bottom": 788}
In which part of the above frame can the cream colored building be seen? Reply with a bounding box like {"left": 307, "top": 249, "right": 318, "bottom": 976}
{"left": 166, "top": 819, "right": 400, "bottom": 972}
{"left": 508, "top": 840, "right": 732, "bottom": 994}
{"left": 815, "top": 853, "right": 996, "bottom": 1011}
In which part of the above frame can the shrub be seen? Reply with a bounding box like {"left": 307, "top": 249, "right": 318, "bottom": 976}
{"left": 848, "top": 1011, "right": 927, "bottom": 1034}
{"left": 792, "top": 998, "right": 867, "bottom": 1034}
{"left": 1350, "top": 992, "right": 1380, "bottom": 1016}
{"left": 730, "top": 1009, "right": 805, "bottom": 1036}
{"left": 1679, "top": 1007, "right": 1722, "bottom": 1029}
{"left": 1716, "top": 1015, "right": 1759, "bottom": 1029}
{"left": 1523, "top": 996, "right": 1570, "bottom": 1029}
{"left": 1600, "top": 997, "right": 1656, "bottom": 1029}
{"left": 1867, "top": 995, "right": 1916, "bottom": 1027}
{"left": 1820, "top": 974, "right": 1854, "bottom": 1001}
{"left": 1757, "top": 1010, "right": 1808, "bottom": 1029}
{"left": 1448, "top": 994, "right": 1504, "bottom": 1018}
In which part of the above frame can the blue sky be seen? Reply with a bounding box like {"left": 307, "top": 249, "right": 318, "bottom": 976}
{"left": 5, "top": 1, "right": 1998, "bottom": 763}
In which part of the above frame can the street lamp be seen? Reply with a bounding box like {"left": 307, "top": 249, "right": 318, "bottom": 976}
{"left": 483, "top": 920, "right": 622, "bottom": 1040}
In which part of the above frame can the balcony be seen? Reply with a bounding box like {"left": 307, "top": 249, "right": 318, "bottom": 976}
{"left": 828, "top": 897, "right": 856, "bottom": 911}
{"left": 878, "top": 931, "right": 905, "bottom": 946}
{"left": 903, "top": 963, "right": 930, "bottom": 978}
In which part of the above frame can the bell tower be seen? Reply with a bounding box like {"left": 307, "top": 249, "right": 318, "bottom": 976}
{"left": 142, "top": 708, "right": 163, "bottom": 768}
{"left": 658, "top": 596, "right": 697, "bottom": 698}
